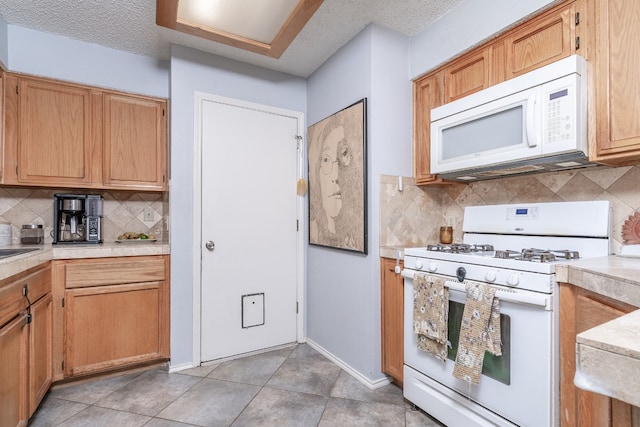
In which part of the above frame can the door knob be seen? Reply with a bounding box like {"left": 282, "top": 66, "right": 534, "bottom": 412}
{"left": 205, "top": 240, "right": 215, "bottom": 251}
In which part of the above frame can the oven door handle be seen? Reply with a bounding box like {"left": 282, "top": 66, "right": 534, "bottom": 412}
{"left": 402, "top": 269, "right": 551, "bottom": 309}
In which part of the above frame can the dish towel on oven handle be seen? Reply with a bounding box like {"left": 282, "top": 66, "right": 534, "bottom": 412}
{"left": 413, "top": 273, "right": 449, "bottom": 362}
{"left": 452, "top": 281, "right": 502, "bottom": 384}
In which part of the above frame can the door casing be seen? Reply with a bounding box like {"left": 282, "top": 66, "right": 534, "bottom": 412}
{"left": 191, "top": 92, "right": 306, "bottom": 365}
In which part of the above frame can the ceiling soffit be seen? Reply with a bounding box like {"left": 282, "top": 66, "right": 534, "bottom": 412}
{"left": 156, "top": 0, "right": 324, "bottom": 58}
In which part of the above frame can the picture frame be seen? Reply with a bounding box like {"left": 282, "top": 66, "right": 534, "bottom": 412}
{"left": 308, "top": 98, "right": 367, "bottom": 254}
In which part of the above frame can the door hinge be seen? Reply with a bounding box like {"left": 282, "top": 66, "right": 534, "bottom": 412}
{"left": 61, "top": 297, "right": 65, "bottom": 307}
{"left": 296, "top": 220, "right": 299, "bottom": 231}
{"left": 61, "top": 361, "right": 64, "bottom": 370}
{"left": 296, "top": 302, "right": 299, "bottom": 314}
{"left": 575, "top": 36, "right": 580, "bottom": 50}
{"left": 575, "top": 12, "right": 580, "bottom": 26}
{"left": 15, "top": 85, "right": 18, "bottom": 95}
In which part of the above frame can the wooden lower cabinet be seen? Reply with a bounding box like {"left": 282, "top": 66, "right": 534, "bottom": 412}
{"left": 0, "top": 314, "right": 29, "bottom": 427}
{"left": 0, "top": 264, "right": 52, "bottom": 427}
{"left": 28, "top": 293, "right": 53, "bottom": 417}
{"left": 381, "top": 257, "right": 404, "bottom": 386}
{"left": 53, "top": 255, "right": 170, "bottom": 379}
{"left": 559, "top": 283, "right": 639, "bottom": 427}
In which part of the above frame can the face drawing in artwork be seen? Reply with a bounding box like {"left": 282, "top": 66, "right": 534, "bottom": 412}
{"left": 318, "top": 124, "right": 351, "bottom": 234}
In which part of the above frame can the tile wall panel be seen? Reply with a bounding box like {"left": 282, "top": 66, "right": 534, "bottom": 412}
{"left": 0, "top": 188, "right": 167, "bottom": 245}
{"left": 381, "top": 163, "right": 640, "bottom": 255}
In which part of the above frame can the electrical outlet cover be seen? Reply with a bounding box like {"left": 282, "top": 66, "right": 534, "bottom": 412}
{"left": 143, "top": 207, "right": 154, "bottom": 222}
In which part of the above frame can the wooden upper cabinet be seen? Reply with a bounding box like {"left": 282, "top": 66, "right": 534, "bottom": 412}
{"left": 413, "top": 71, "right": 448, "bottom": 185}
{"left": 2, "top": 73, "right": 168, "bottom": 191}
{"left": 4, "top": 76, "right": 95, "bottom": 186}
{"left": 503, "top": 2, "right": 577, "bottom": 79}
{"left": 102, "top": 93, "right": 167, "bottom": 190}
{"left": 589, "top": 0, "right": 640, "bottom": 163}
{"left": 443, "top": 48, "right": 492, "bottom": 103}
{"left": 411, "top": 1, "right": 578, "bottom": 186}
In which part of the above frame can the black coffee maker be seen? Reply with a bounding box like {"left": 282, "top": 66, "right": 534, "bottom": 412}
{"left": 53, "top": 194, "right": 103, "bottom": 244}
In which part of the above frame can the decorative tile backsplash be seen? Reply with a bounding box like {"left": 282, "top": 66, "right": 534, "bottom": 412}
{"left": 0, "top": 187, "right": 168, "bottom": 245}
{"left": 381, "top": 163, "right": 640, "bottom": 255}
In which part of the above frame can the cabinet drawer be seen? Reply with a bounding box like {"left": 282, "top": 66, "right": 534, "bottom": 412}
{"left": 64, "top": 256, "right": 165, "bottom": 288}
{"left": 0, "top": 265, "right": 51, "bottom": 327}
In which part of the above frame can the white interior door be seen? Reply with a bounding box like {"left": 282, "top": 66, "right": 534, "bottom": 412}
{"left": 199, "top": 96, "right": 301, "bottom": 362}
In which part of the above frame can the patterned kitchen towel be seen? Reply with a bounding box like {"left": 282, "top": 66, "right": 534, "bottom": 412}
{"left": 452, "top": 282, "right": 502, "bottom": 384}
{"left": 413, "top": 273, "right": 449, "bottom": 362}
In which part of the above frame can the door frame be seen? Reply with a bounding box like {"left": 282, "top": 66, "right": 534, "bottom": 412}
{"left": 191, "top": 92, "right": 306, "bottom": 365}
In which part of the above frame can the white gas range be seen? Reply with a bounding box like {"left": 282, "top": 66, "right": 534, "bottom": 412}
{"left": 402, "top": 201, "right": 611, "bottom": 427}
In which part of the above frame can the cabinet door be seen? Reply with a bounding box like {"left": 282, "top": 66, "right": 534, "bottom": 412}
{"left": 413, "top": 71, "right": 449, "bottom": 186}
{"left": 503, "top": 2, "right": 576, "bottom": 79}
{"left": 559, "top": 284, "right": 636, "bottom": 427}
{"left": 590, "top": 0, "right": 640, "bottom": 163}
{"left": 29, "top": 294, "right": 52, "bottom": 417}
{"left": 102, "top": 93, "right": 167, "bottom": 190}
{"left": 0, "top": 314, "right": 29, "bottom": 427}
{"left": 443, "top": 48, "right": 492, "bottom": 103}
{"left": 64, "top": 281, "right": 168, "bottom": 377}
{"left": 13, "top": 77, "right": 94, "bottom": 186}
{"left": 380, "top": 258, "right": 404, "bottom": 385}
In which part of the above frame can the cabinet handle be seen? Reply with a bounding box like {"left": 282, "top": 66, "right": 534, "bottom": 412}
{"left": 22, "top": 284, "right": 32, "bottom": 324}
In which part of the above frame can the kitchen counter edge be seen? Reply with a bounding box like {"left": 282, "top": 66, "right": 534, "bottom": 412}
{"left": 0, "top": 242, "right": 170, "bottom": 281}
{"left": 555, "top": 255, "right": 640, "bottom": 308}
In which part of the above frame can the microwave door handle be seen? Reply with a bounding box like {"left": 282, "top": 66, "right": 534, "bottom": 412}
{"left": 525, "top": 92, "right": 538, "bottom": 147}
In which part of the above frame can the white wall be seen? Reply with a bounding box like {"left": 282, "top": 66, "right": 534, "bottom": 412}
{"left": 306, "top": 24, "right": 411, "bottom": 383}
{"left": 0, "top": 15, "right": 7, "bottom": 68}
{"left": 169, "top": 44, "right": 307, "bottom": 367}
{"left": 410, "top": 0, "right": 558, "bottom": 78}
{"left": 6, "top": 24, "right": 169, "bottom": 98}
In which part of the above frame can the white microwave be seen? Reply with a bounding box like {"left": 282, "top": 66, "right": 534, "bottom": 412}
{"left": 430, "top": 55, "right": 596, "bottom": 181}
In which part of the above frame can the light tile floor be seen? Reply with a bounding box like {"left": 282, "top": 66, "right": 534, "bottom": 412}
{"left": 30, "top": 344, "right": 446, "bottom": 427}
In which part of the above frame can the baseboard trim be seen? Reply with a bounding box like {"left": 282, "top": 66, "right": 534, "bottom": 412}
{"left": 305, "top": 338, "right": 392, "bottom": 390}
{"left": 168, "top": 362, "right": 196, "bottom": 373}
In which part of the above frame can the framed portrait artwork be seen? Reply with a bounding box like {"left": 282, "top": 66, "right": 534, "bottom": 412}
{"left": 307, "top": 98, "right": 367, "bottom": 254}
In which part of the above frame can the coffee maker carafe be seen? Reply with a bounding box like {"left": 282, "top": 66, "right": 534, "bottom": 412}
{"left": 53, "top": 194, "right": 103, "bottom": 244}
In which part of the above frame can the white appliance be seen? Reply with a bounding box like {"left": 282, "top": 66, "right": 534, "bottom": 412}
{"left": 430, "top": 55, "right": 596, "bottom": 182}
{"left": 402, "top": 201, "right": 611, "bottom": 427}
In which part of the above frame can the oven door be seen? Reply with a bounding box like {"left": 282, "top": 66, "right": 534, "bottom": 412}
{"left": 403, "top": 271, "right": 558, "bottom": 427}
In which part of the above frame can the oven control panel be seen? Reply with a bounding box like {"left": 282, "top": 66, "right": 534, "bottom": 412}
{"left": 506, "top": 207, "right": 539, "bottom": 221}
{"left": 403, "top": 255, "right": 554, "bottom": 294}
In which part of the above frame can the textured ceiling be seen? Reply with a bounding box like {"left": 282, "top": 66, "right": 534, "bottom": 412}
{"left": 0, "top": 0, "right": 463, "bottom": 77}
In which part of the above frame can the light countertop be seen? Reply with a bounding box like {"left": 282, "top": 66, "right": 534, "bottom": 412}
{"left": 0, "top": 242, "right": 170, "bottom": 281}
{"left": 555, "top": 255, "right": 640, "bottom": 307}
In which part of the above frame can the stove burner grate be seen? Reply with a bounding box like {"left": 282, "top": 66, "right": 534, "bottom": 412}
{"left": 426, "top": 243, "right": 494, "bottom": 254}
{"left": 495, "top": 248, "right": 580, "bottom": 262}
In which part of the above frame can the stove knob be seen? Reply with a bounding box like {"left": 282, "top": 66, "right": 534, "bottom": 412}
{"left": 415, "top": 259, "right": 424, "bottom": 270}
{"left": 507, "top": 273, "right": 520, "bottom": 286}
{"left": 485, "top": 270, "right": 497, "bottom": 282}
{"left": 428, "top": 261, "right": 438, "bottom": 273}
